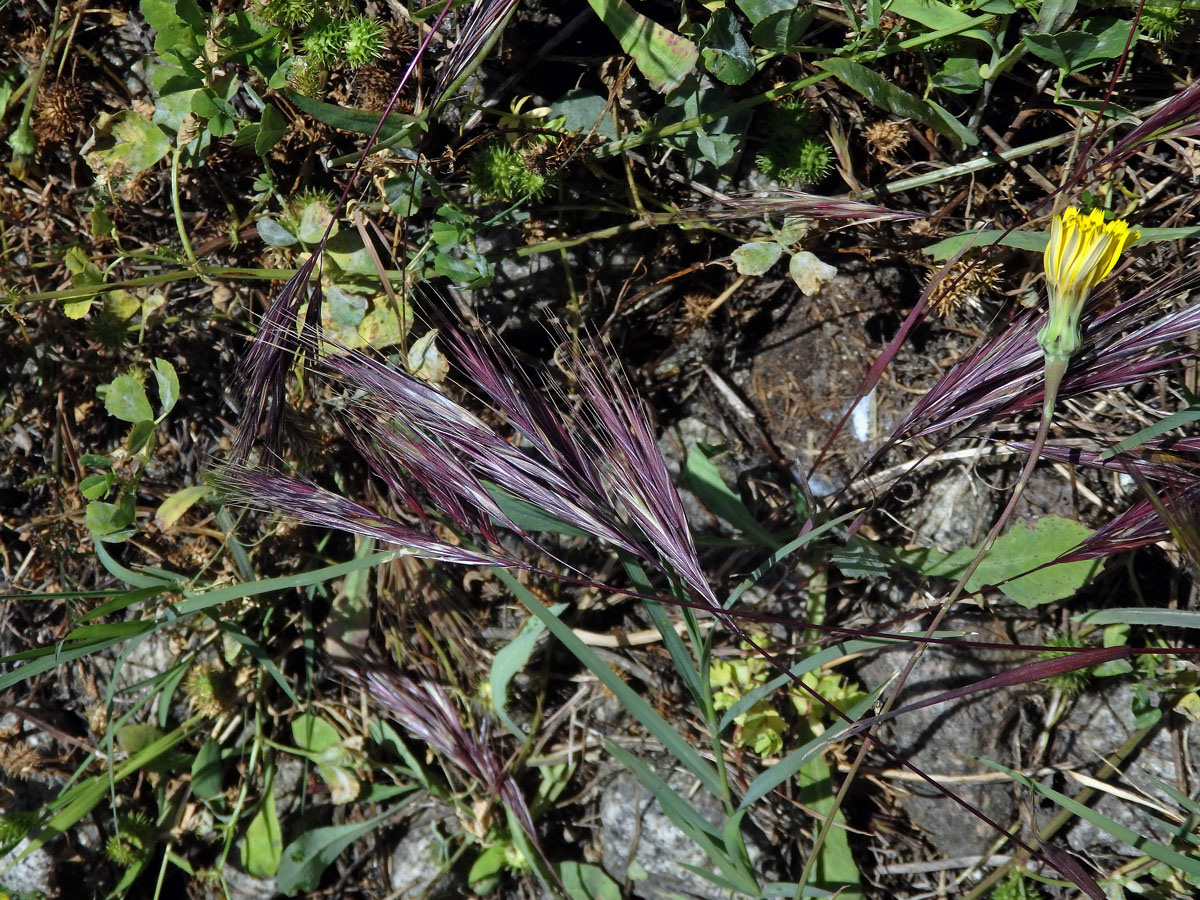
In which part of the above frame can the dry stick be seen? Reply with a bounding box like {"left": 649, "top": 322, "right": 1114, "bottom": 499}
{"left": 797, "top": 370, "right": 1067, "bottom": 898}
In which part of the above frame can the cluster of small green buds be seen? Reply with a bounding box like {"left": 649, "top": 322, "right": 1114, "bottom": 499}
{"left": 105, "top": 811, "right": 155, "bottom": 868}
{"left": 287, "top": 55, "right": 324, "bottom": 97}
{"left": 344, "top": 17, "right": 386, "bottom": 68}
{"left": 304, "top": 15, "right": 386, "bottom": 70}
{"left": 1140, "top": 5, "right": 1188, "bottom": 41}
{"left": 1039, "top": 633, "right": 1093, "bottom": 696}
{"left": 256, "top": 0, "right": 313, "bottom": 28}
{"left": 0, "top": 811, "right": 37, "bottom": 849}
{"left": 468, "top": 144, "right": 549, "bottom": 202}
{"left": 755, "top": 98, "right": 832, "bottom": 185}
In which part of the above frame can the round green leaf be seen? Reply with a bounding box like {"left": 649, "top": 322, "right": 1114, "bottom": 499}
{"left": 103, "top": 374, "right": 153, "bottom": 424}
{"left": 731, "top": 241, "right": 783, "bottom": 276}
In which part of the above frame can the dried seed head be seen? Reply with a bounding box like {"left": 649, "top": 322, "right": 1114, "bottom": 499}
{"left": 864, "top": 120, "right": 909, "bottom": 160}
{"left": 0, "top": 741, "right": 40, "bottom": 779}
{"left": 86, "top": 703, "right": 111, "bottom": 735}
{"left": 926, "top": 260, "right": 1004, "bottom": 317}
{"left": 34, "top": 80, "right": 87, "bottom": 144}
{"left": 184, "top": 662, "right": 239, "bottom": 718}
{"left": 16, "top": 27, "right": 46, "bottom": 66}
{"left": 354, "top": 65, "right": 399, "bottom": 112}
{"left": 116, "top": 170, "right": 154, "bottom": 204}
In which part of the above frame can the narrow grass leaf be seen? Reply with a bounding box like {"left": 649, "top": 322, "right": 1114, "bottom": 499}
{"left": 979, "top": 759, "right": 1200, "bottom": 876}
{"left": 740, "top": 687, "right": 882, "bottom": 808}
{"left": 1076, "top": 607, "right": 1200, "bottom": 629}
{"left": 286, "top": 91, "right": 423, "bottom": 143}
{"left": 217, "top": 620, "right": 299, "bottom": 706}
{"left": 1142, "top": 774, "right": 1200, "bottom": 820}
{"left": 676, "top": 860, "right": 757, "bottom": 895}
{"left": 923, "top": 228, "right": 1048, "bottom": 261}
{"left": 818, "top": 58, "right": 978, "bottom": 148}
{"left": 487, "top": 483, "right": 594, "bottom": 538}
{"left": 1099, "top": 403, "right": 1200, "bottom": 459}
{"left": 643, "top": 594, "right": 708, "bottom": 712}
{"left": 489, "top": 604, "right": 564, "bottom": 738}
{"left": 604, "top": 741, "right": 759, "bottom": 895}
{"left": 724, "top": 511, "right": 858, "bottom": 610}
{"left": 65, "top": 620, "right": 157, "bottom": 644}
{"left": 171, "top": 551, "right": 397, "bottom": 616}
{"left": 496, "top": 569, "right": 723, "bottom": 797}
{"left": 683, "top": 445, "right": 781, "bottom": 549}
{"left": 93, "top": 538, "right": 179, "bottom": 589}
{"left": 72, "top": 586, "right": 166, "bottom": 624}
{"left": 155, "top": 660, "right": 191, "bottom": 728}
{"left": 623, "top": 556, "right": 709, "bottom": 712}
{"left": 2, "top": 719, "right": 199, "bottom": 875}
{"left": 0, "top": 633, "right": 143, "bottom": 691}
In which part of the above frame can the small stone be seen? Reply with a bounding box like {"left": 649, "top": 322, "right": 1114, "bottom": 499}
{"left": 389, "top": 812, "right": 460, "bottom": 898}
{"left": 0, "top": 838, "right": 55, "bottom": 896}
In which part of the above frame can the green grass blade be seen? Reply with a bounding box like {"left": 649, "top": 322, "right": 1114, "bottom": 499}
{"left": 1099, "top": 403, "right": 1200, "bottom": 459}
{"left": 489, "top": 603, "right": 565, "bottom": 738}
{"left": 623, "top": 556, "right": 709, "bottom": 713}
{"left": 683, "top": 445, "right": 781, "bottom": 549}
{"left": 724, "top": 511, "right": 858, "bottom": 610}
{"left": 0, "top": 629, "right": 153, "bottom": 692}
{"left": 172, "top": 551, "right": 398, "bottom": 615}
{"left": 495, "top": 568, "right": 724, "bottom": 797}
{"left": 740, "top": 687, "right": 884, "bottom": 808}
{"left": 72, "top": 586, "right": 168, "bottom": 624}
{"left": 217, "top": 620, "right": 299, "bottom": 706}
{"left": 1076, "top": 608, "right": 1200, "bottom": 629}
{"left": 719, "top": 636, "right": 930, "bottom": 733}
{"left": 1, "top": 717, "right": 200, "bottom": 876}
{"left": 93, "top": 538, "right": 180, "bottom": 588}
{"left": 605, "top": 741, "right": 759, "bottom": 895}
{"left": 979, "top": 759, "right": 1200, "bottom": 876}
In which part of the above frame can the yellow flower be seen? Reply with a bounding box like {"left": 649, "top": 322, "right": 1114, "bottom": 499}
{"left": 1039, "top": 207, "right": 1138, "bottom": 363}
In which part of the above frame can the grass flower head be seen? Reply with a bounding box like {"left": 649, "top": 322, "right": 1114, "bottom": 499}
{"left": 1039, "top": 207, "right": 1138, "bottom": 364}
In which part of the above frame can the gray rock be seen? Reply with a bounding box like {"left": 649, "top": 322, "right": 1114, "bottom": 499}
{"left": 389, "top": 811, "right": 460, "bottom": 898}
{"left": 909, "top": 468, "right": 991, "bottom": 552}
{"left": 857, "top": 630, "right": 1200, "bottom": 870}
{"left": 111, "top": 628, "right": 186, "bottom": 692}
{"left": 0, "top": 838, "right": 54, "bottom": 897}
{"left": 1060, "top": 684, "right": 1200, "bottom": 860}
{"left": 856, "top": 632, "right": 1029, "bottom": 860}
{"left": 221, "top": 865, "right": 279, "bottom": 900}
{"left": 600, "top": 769, "right": 761, "bottom": 900}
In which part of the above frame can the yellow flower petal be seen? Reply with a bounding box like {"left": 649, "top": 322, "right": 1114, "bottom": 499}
{"left": 1039, "top": 206, "right": 1138, "bottom": 364}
